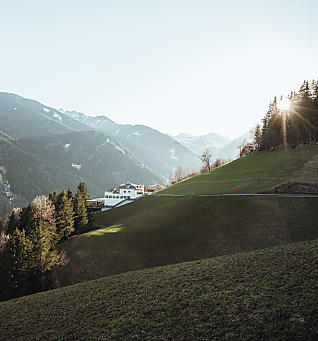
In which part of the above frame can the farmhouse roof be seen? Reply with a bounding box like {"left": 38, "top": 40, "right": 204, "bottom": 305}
{"left": 117, "top": 183, "right": 137, "bottom": 189}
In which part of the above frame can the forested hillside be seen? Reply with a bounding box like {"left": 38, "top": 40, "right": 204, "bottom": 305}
{"left": 241, "top": 79, "right": 318, "bottom": 156}
{"left": 0, "top": 130, "right": 161, "bottom": 218}
{"left": 0, "top": 94, "right": 165, "bottom": 217}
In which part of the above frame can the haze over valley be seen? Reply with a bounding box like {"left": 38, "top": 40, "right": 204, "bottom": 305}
{"left": 1, "top": 1, "right": 318, "bottom": 340}
{"left": 0, "top": 92, "right": 249, "bottom": 217}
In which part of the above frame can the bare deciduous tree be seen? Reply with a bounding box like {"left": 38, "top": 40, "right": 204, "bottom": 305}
{"left": 170, "top": 166, "right": 184, "bottom": 183}
{"left": 199, "top": 149, "right": 212, "bottom": 171}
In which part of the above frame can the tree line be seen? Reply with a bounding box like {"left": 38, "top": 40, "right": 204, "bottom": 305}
{"left": 241, "top": 78, "right": 318, "bottom": 156}
{"left": 0, "top": 182, "right": 91, "bottom": 301}
{"left": 169, "top": 153, "right": 228, "bottom": 185}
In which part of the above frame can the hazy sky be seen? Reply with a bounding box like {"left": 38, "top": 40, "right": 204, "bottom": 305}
{"left": 1, "top": 0, "right": 318, "bottom": 139}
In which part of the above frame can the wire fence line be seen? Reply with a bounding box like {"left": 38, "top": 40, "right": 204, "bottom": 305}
{"left": 154, "top": 193, "right": 318, "bottom": 198}
{"left": 172, "top": 176, "right": 287, "bottom": 185}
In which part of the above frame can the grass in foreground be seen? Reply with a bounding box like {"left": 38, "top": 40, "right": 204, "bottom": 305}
{"left": 1, "top": 239, "right": 317, "bottom": 340}
{"left": 54, "top": 196, "right": 318, "bottom": 287}
{"left": 161, "top": 146, "right": 318, "bottom": 195}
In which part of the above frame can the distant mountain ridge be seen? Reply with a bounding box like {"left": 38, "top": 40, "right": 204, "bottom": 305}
{"left": 62, "top": 110, "right": 201, "bottom": 178}
{"left": 173, "top": 132, "right": 231, "bottom": 156}
{"left": 0, "top": 93, "right": 162, "bottom": 217}
{"left": 0, "top": 91, "right": 249, "bottom": 217}
{"left": 0, "top": 92, "right": 91, "bottom": 138}
{"left": 173, "top": 132, "right": 250, "bottom": 160}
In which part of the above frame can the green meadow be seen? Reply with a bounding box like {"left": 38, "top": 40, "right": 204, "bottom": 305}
{"left": 1, "top": 239, "right": 317, "bottom": 340}
{"left": 162, "top": 146, "right": 318, "bottom": 195}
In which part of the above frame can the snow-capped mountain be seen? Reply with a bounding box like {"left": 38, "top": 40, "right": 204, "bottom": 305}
{"left": 62, "top": 111, "right": 201, "bottom": 179}
{"left": 173, "top": 133, "right": 231, "bottom": 156}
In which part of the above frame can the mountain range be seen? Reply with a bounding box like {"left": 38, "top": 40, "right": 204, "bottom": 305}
{"left": 0, "top": 92, "right": 248, "bottom": 217}
{"left": 173, "top": 132, "right": 250, "bottom": 160}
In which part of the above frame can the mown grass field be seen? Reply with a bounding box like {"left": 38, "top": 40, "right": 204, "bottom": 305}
{"left": 54, "top": 196, "right": 318, "bottom": 287}
{"left": 53, "top": 146, "right": 318, "bottom": 287}
{"left": 161, "top": 146, "right": 318, "bottom": 195}
{"left": 1, "top": 239, "right": 318, "bottom": 340}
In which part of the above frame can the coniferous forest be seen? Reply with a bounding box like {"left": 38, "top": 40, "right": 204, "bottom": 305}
{"left": 240, "top": 79, "right": 318, "bottom": 156}
{"left": 0, "top": 182, "right": 91, "bottom": 301}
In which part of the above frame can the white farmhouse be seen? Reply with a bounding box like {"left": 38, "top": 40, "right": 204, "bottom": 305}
{"left": 88, "top": 183, "right": 152, "bottom": 211}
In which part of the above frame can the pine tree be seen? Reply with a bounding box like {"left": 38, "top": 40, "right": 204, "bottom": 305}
{"left": 77, "top": 182, "right": 91, "bottom": 201}
{"left": 3, "top": 228, "right": 35, "bottom": 298}
{"left": 73, "top": 182, "right": 91, "bottom": 233}
{"left": 67, "top": 188, "right": 73, "bottom": 200}
{"left": 30, "top": 220, "right": 58, "bottom": 291}
{"left": 55, "top": 189, "right": 74, "bottom": 239}
{"left": 0, "top": 196, "right": 70, "bottom": 301}
{"left": 48, "top": 190, "right": 58, "bottom": 207}
{"left": 19, "top": 204, "right": 38, "bottom": 235}
{"left": 253, "top": 124, "right": 262, "bottom": 150}
{"left": 74, "top": 191, "right": 88, "bottom": 234}
{"left": 6, "top": 208, "right": 21, "bottom": 235}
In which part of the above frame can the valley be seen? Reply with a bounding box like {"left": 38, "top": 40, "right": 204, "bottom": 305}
{"left": 1, "top": 2, "right": 318, "bottom": 339}
{"left": 0, "top": 92, "right": 244, "bottom": 218}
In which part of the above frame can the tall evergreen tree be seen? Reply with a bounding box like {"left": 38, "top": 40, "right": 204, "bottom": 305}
{"left": 74, "top": 191, "right": 89, "bottom": 234}
{"left": 6, "top": 208, "right": 21, "bottom": 235}
{"left": 77, "top": 182, "right": 91, "bottom": 201}
{"left": 2, "top": 228, "right": 35, "bottom": 299}
{"left": 31, "top": 219, "right": 58, "bottom": 291}
{"left": 73, "top": 182, "right": 91, "bottom": 233}
{"left": 55, "top": 189, "right": 74, "bottom": 239}
{"left": 48, "top": 190, "right": 58, "bottom": 207}
{"left": 19, "top": 204, "right": 38, "bottom": 235}
{"left": 67, "top": 188, "right": 73, "bottom": 201}
{"left": 253, "top": 124, "right": 262, "bottom": 150}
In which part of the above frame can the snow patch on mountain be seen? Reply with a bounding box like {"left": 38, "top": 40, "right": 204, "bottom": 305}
{"left": 43, "top": 107, "right": 50, "bottom": 113}
{"left": 64, "top": 143, "right": 70, "bottom": 150}
{"left": 169, "top": 148, "right": 178, "bottom": 161}
{"left": 53, "top": 112, "right": 62, "bottom": 121}
{"left": 71, "top": 163, "right": 82, "bottom": 170}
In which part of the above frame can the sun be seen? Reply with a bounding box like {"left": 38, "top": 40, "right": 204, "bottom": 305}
{"left": 278, "top": 97, "right": 291, "bottom": 111}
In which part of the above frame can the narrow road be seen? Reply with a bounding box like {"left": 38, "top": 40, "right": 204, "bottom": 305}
{"left": 154, "top": 193, "right": 318, "bottom": 198}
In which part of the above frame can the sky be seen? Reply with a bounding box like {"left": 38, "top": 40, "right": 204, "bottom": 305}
{"left": 1, "top": 0, "right": 318, "bottom": 139}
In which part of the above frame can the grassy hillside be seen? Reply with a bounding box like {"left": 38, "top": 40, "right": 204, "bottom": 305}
{"left": 54, "top": 146, "right": 318, "bottom": 287}
{"left": 1, "top": 239, "right": 317, "bottom": 340}
{"left": 54, "top": 195, "right": 318, "bottom": 287}
{"left": 162, "top": 146, "right": 318, "bottom": 195}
